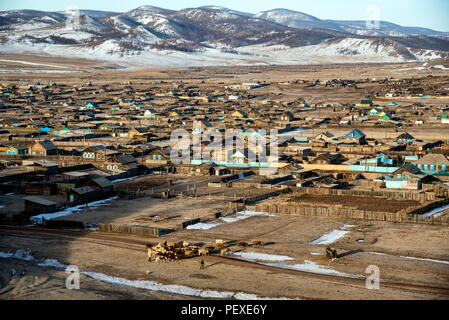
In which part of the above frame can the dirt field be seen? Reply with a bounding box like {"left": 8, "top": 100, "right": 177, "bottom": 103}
{"left": 1, "top": 212, "right": 448, "bottom": 300}
{"left": 288, "top": 194, "right": 420, "bottom": 213}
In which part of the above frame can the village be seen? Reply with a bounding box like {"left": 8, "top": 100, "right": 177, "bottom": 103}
{"left": 0, "top": 64, "right": 449, "bottom": 300}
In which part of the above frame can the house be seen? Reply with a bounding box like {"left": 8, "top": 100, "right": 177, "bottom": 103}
{"left": 368, "top": 107, "right": 380, "bottom": 116}
{"left": 85, "top": 177, "right": 113, "bottom": 194}
{"left": 416, "top": 154, "right": 449, "bottom": 175}
{"left": 278, "top": 164, "right": 314, "bottom": 179}
{"left": 30, "top": 140, "right": 57, "bottom": 156}
{"left": 146, "top": 148, "right": 171, "bottom": 164}
{"left": 397, "top": 132, "right": 415, "bottom": 145}
{"left": 310, "top": 153, "right": 344, "bottom": 165}
{"left": 67, "top": 186, "right": 97, "bottom": 204}
{"left": 279, "top": 111, "right": 294, "bottom": 122}
{"left": 338, "top": 129, "right": 366, "bottom": 145}
{"left": 193, "top": 119, "right": 213, "bottom": 133}
{"left": 5, "top": 145, "right": 28, "bottom": 155}
{"left": 106, "top": 154, "right": 138, "bottom": 172}
{"left": 248, "top": 110, "right": 260, "bottom": 119}
{"left": 358, "top": 99, "right": 373, "bottom": 107}
{"left": 378, "top": 111, "right": 393, "bottom": 120}
{"left": 142, "top": 108, "right": 157, "bottom": 118}
{"left": 228, "top": 148, "right": 258, "bottom": 166}
{"left": 384, "top": 163, "right": 429, "bottom": 189}
{"left": 359, "top": 153, "right": 394, "bottom": 166}
{"left": 314, "top": 131, "right": 335, "bottom": 142}
{"left": 81, "top": 145, "right": 118, "bottom": 161}
{"left": 170, "top": 110, "right": 179, "bottom": 118}
{"left": 231, "top": 110, "right": 247, "bottom": 118}
{"left": 98, "top": 123, "right": 113, "bottom": 131}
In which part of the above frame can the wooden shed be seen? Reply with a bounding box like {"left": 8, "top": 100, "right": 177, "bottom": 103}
{"left": 24, "top": 196, "right": 57, "bottom": 215}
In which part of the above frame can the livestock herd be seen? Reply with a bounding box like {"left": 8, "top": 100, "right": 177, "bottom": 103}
{"left": 146, "top": 239, "right": 264, "bottom": 263}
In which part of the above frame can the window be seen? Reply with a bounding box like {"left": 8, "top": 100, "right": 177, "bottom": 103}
{"left": 153, "top": 155, "right": 156, "bottom": 160}
{"left": 158, "top": 155, "right": 161, "bottom": 160}
{"left": 430, "top": 165, "right": 435, "bottom": 171}
{"left": 417, "top": 164, "right": 422, "bottom": 169}
{"left": 397, "top": 174, "right": 401, "bottom": 179}
{"left": 443, "top": 165, "right": 447, "bottom": 171}
{"left": 113, "top": 165, "right": 118, "bottom": 170}
{"left": 424, "top": 165, "right": 428, "bottom": 170}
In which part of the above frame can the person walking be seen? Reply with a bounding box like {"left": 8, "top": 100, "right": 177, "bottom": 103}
{"left": 200, "top": 259, "right": 205, "bottom": 270}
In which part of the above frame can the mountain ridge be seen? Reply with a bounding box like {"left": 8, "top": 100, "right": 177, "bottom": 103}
{"left": 0, "top": 6, "right": 448, "bottom": 67}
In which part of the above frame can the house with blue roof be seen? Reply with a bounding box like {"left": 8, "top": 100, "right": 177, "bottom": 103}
{"left": 338, "top": 129, "right": 366, "bottom": 145}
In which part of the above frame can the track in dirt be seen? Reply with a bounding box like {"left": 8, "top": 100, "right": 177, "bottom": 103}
{"left": 1, "top": 225, "right": 449, "bottom": 297}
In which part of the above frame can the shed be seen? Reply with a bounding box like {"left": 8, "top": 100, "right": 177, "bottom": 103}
{"left": 24, "top": 196, "right": 57, "bottom": 215}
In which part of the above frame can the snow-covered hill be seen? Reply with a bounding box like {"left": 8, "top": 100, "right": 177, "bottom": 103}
{"left": 0, "top": 6, "right": 448, "bottom": 67}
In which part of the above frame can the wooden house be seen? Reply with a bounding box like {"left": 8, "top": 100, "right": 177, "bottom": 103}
{"left": 310, "top": 153, "right": 344, "bottom": 165}
{"left": 338, "top": 129, "right": 366, "bottom": 145}
{"left": 30, "top": 140, "right": 57, "bottom": 156}
{"left": 416, "top": 154, "right": 449, "bottom": 174}
{"left": 145, "top": 148, "right": 171, "bottom": 165}
{"left": 81, "top": 145, "right": 118, "bottom": 161}
{"left": 5, "top": 145, "right": 28, "bottom": 155}
{"left": 384, "top": 163, "right": 430, "bottom": 190}
{"left": 397, "top": 132, "right": 415, "bottom": 145}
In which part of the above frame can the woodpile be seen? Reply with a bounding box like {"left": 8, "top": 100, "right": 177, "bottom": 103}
{"left": 146, "top": 241, "right": 210, "bottom": 262}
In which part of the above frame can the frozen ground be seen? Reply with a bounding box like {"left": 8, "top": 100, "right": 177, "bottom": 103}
{"left": 0, "top": 248, "right": 292, "bottom": 300}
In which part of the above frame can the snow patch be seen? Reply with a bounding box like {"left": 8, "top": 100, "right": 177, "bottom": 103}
{"left": 185, "top": 222, "right": 222, "bottom": 230}
{"left": 267, "top": 260, "right": 361, "bottom": 278}
{"left": 310, "top": 227, "right": 350, "bottom": 245}
{"left": 422, "top": 204, "right": 449, "bottom": 217}
{"left": 30, "top": 196, "right": 119, "bottom": 222}
{"left": 232, "top": 252, "right": 294, "bottom": 262}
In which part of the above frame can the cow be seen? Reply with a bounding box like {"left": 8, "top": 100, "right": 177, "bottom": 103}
{"left": 165, "top": 242, "right": 176, "bottom": 249}
{"left": 182, "top": 241, "right": 190, "bottom": 247}
{"left": 146, "top": 244, "right": 158, "bottom": 262}
{"left": 198, "top": 248, "right": 209, "bottom": 256}
{"left": 215, "top": 242, "right": 225, "bottom": 250}
{"left": 215, "top": 239, "right": 225, "bottom": 245}
{"left": 252, "top": 240, "right": 263, "bottom": 247}
{"left": 237, "top": 241, "right": 248, "bottom": 247}
{"left": 156, "top": 246, "right": 167, "bottom": 254}
{"left": 220, "top": 248, "right": 229, "bottom": 256}
{"left": 183, "top": 248, "right": 195, "bottom": 257}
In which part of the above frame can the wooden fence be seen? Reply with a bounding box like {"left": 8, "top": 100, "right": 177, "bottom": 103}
{"left": 98, "top": 223, "right": 160, "bottom": 237}
{"left": 255, "top": 200, "right": 449, "bottom": 226}
{"left": 290, "top": 186, "right": 435, "bottom": 202}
